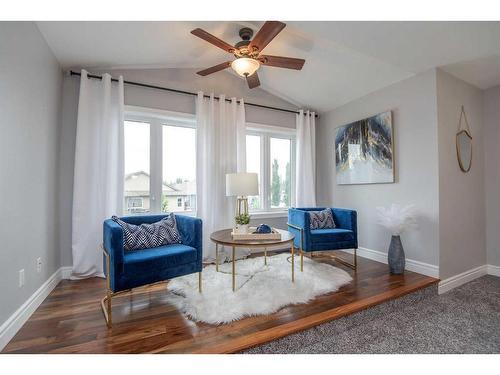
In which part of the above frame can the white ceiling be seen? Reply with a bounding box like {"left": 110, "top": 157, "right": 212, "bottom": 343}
{"left": 36, "top": 21, "right": 500, "bottom": 113}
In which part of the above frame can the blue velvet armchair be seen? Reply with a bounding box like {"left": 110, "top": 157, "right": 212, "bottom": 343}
{"left": 102, "top": 214, "right": 202, "bottom": 327}
{"left": 287, "top": 207, "right": 358, "bottom": 271}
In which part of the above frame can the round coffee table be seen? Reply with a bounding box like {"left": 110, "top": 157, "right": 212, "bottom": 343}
{"left": 210, "top": 228, "right": 296, "bottom": 291}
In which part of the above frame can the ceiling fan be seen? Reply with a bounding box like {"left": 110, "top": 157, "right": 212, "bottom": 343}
{"left": 191, "top": 21, "right": 305, "bottom": 89}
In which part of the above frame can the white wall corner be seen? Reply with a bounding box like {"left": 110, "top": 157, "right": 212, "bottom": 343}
{"left": 61, "top": 266, "right": 73, "bottom": 280}
{"left": 0, "top": 266, "right": 69, "bottom": 351}
{"left": 438, "top": 265, "right": 488, "bottom": 294}
{"left": 346, "top": 247, "right": 439, "bottom": 278}
{"left": 487, "top": 264, "right": 500, "bottom": 277}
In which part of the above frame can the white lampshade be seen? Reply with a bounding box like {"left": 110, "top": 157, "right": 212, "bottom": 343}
{"left": 231, "top": 57, "right": 260, "bottom": 77}
{"left": 226, "top": 173, "right": 259, "bottom": 196}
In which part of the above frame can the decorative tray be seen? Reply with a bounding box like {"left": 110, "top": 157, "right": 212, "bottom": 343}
{"left": 231, "top": 227, "right": 281, "bottom": 240}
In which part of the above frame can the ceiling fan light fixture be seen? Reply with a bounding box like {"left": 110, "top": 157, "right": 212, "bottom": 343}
{"left": 231, "top": 57, "right": 260, "bottom": 77}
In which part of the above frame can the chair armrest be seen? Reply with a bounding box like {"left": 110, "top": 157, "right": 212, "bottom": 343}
{"left": 332, "top": 208, "right": 357, "bottom": 237}
{"left": 287, "top": 208, "right": 311, "bottom": 250}
{"left": 175, "top": 215, "right": 203, "bottom": 264}
{"left": 103, "top": 219, "right": 125, "bottom": 277}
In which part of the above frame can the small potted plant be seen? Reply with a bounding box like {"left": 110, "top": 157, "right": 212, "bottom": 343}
{"left": 376, "top": 204, "right": 417, "bottom": 274}
{"left": 234, "top": 213, "right": 251, "bottom": 234}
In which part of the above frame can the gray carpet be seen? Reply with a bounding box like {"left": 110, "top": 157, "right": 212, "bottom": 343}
{"left": 243, "top": 275, "right": 500, "bottom": 354}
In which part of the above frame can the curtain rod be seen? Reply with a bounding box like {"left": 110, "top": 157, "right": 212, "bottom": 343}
{"left": 69, "top": 70, "right": 318, "bottom": 118}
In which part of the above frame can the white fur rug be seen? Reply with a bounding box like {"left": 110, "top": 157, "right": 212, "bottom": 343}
{"left": 166, "top": 253, "right": 352, "bottom": 324}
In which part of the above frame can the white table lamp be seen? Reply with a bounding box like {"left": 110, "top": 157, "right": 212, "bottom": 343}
{"left": 226, "top": 173, "right": 259, "bottom": 216}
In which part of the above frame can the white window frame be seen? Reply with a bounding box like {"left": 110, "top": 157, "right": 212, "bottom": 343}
{"left": 124, "top": 106, "right": 196, "bottom": 216}
{"left": 246, "top": 122, "right": 296, "bottom": 216}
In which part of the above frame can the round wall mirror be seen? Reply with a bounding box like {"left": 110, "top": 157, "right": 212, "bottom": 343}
{"left": 456, "top": 129, "right": 472, "bottom": 173}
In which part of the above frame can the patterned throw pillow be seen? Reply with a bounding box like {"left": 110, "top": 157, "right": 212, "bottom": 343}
{"left": 309, "top": 209, "right": 336, "bottom": 229}
{"left": 112, "top": 213, "right": 182, "bottom": 251}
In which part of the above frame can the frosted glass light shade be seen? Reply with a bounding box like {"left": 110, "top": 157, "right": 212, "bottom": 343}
{"left": 226, "top": 173, "right": 259, "bottom": 196}
{"left": 231, "top": 58, "right": 260, "bottom": 77}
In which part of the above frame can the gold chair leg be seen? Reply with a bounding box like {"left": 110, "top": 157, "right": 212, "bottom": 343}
{"left": 199, "top": 272, "right": 202, "bottom": 293}
{"left": 308, "top": 249, "right": 358, "bottom": 270}
{"left": 332, "top": 249, "right": 358, "bottom": 270}
{"left": 101, "top": 248, "right": 113, "bottom": 328}
{"left": 107, "top": 291, "right": 112, "bottom": 325}
{"left": 215, "top": 243, "right": 219, "bottom": 272}
{"left": 232, "top": 246, "right": 236, "bottom": 292}
{"left": 100, "top": 290, "right": 112, "bottom": 328}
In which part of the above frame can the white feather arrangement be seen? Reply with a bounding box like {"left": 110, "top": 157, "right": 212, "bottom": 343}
{"left": 376, "top": 204, "right": 417, "bottom": 235}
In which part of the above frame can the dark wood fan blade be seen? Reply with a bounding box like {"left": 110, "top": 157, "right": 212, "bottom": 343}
{"left": 248, "top": 21, "right": 286, "bottom": 53}
{"left": 196, "top": 61, "right": 232, "bottom": 76}
{"left": 259, "top": 55, "right": 305, "bottom": 70}
{"left": 246, "top": 71, "right": 260, "bottom": 89}
{"left": 191, "top": 28, "right": 235, "bottom": 53}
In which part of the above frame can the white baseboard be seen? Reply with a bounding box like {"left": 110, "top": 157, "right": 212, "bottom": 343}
{"left": 487, "top": 264, "right": 500, "bottom": 277}
{"left": 346, "top": 247, "right": 439, "bottom": 278}
{"left": 0, "top": 266, "right": 72, "bottom": 351}
{"left": 61, "top": 266, "right": 73, "bottom": 279}
{"left": 438, "top": 265, "right": 488, "bottom": 294}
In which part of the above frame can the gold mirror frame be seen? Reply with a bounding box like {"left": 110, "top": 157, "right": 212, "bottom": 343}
{"left": 456, "top": 105, "right": 473, "bottom": 173}
{"left": 456, "top": 129, "right": 472, "bottom": 173}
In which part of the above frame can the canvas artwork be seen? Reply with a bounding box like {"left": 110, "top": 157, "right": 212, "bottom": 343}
{"left": 335, "top": 111, "right": 394, "bottom": 185}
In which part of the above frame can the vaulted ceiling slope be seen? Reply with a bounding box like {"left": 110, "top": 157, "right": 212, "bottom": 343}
{"left": 36, "top": 21, "right": 500, "bottom": 113}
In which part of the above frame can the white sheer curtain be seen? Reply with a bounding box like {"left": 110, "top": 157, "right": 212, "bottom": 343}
{"left": 71, "top": 70, "right": 125, "bottom": 278}
{"left": 296, "top": 110, "right": 317, "bottom": 207}
{"left": 196, "top": 92, "right": 248, "bottom": 261}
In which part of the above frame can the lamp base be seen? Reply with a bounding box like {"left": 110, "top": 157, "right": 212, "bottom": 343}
{"left": 236, "top": 196, "right": 249, "bottom": 217}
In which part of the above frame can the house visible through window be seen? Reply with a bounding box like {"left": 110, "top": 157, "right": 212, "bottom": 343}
{"left": 123, "top": 108, "right": 196, "bottom": 215}
{"left": 246, "top": 125, "right": 295, "bottom": 212}
{"left": 127, "top": 197, "right": 144, "bottom": 210}
{"left": 162, "top": 125, "right": 196, "bottom": 213}
{"left": 124, "top": 120, "right": 151, "bottom": 214}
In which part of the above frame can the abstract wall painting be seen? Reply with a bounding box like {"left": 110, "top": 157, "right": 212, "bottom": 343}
{"left": 335, "top": 111, "right": 394, "bottom": 185}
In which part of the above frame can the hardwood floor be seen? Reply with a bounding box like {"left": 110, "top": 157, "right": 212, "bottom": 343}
{"left": 2, "top": 252, "right": 438, "bottom": 354}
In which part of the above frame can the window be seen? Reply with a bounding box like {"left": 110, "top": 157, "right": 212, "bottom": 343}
{"left": 162, "top": 125, "right": 196, "bottom": 213}
{"left": 246, "top": 135, "right": 261, "bottom": 210}
{"left": 124, "top": 107, "right": 196, "bottom": 215}
{"left": 246, "top": 125, "right": 295, "bottom": 213}
{"left": 124, "top": 120, "right": 150, "bottom": 214}
{"left": 270, "top": 137, "right": 292, "bottom": 208}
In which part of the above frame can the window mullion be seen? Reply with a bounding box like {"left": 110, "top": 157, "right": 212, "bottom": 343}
{"left": 150, "top": 120, "right": 163, "bottom": 213}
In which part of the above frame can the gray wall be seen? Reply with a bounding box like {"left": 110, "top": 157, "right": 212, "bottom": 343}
{"left": 0, "top": 23, "right": 63, "bottom": 326}
{"left": 316, "top": 70, "right": 440, "bottom": 267}
{"left": 59, "top": 67, "right": 299, "bottom": 266}
{"left": 483, "top": 85, "right": 500, "bottom": 267}
{"left": 436, "top": 69, "right": 486, "bottom": 279}
{"left": 90, "top": 67, "right": 298, "bottom": 128}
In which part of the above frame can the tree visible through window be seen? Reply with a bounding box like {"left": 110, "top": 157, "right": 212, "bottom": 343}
{"left": 246, "top": 134, "right": 261, "bottom": 210}
{"left": 270, "top": 137, "right": 291, "bottom": 209}
{"left": 271, "top": 159, "right": 281, "bottom": 207}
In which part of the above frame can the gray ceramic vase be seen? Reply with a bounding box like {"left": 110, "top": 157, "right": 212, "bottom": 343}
{"left": 388, "top": 235, "right": 405, "bottom": 274}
